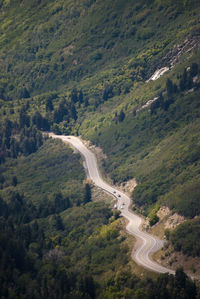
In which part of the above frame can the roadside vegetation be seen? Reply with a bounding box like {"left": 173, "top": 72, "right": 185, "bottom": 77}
{"left": 84, "top": 63, "right": 200, "bottom": 213}
{"left": 0, "top": 136, "right": 131, "bottom": 298}
{"left": 1, "top": 0, "right": 200, "bottom": 296}
{"left": 166, "top": 217, "right": 200, "bottom": 257}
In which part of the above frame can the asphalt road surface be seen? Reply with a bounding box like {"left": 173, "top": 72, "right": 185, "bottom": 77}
{"left": 50, "top": 133, "right": 175, "bottom": 275}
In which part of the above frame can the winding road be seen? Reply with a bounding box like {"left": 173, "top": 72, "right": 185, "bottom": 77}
{"left": 50, "top": 133, "right": 175, "bottom": 275}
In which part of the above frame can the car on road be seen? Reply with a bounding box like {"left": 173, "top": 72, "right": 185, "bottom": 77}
{"left": 120, "top": 205, "right": 123, "bottom": 209}
{"left": 118, "top": 194, "right": 121, "bottom": 197}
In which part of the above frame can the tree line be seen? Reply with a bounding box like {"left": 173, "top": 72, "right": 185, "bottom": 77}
{"left": 0, "top": 114, "right": 44, "bottom": 164}
{"left": 0, "top": 188, "right": 198, "bottom": 298}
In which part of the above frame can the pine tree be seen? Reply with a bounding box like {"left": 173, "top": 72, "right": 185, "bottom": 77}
{"left": 79, "top": 89, "right": 83, "bottom": 103}
{"left": 166, "top": 78, "right": 174, "bottom": 96}
{"left": 118, "top": 110, "right": 125, "bottom": 122}
{"left": 179, "top": 68, "right": 187, "bottom": 91}
{"left": 84, "top": 97, "right": 89, "bottom": 107}
{"left": 84, "top": 183, "right": 91, "bottom": 204}
{"left": 12, "top": 176, "right": 18, "bottom": 187}
{"left": 32, "top": 111, "right": 43, "bottom": 129}
{"left": 54, "top": 215, "right": 64, "bottom": 230}
{"left": 46, "top": 98, "right": 54, "bottom": 111}
{"left": 19, "top": 107, "right": 30, "bottom": 129}
{"left": 70, "top": 104, "right": 77, "bottom": 121}
{"left": 190, "top": 63, "right": 198, "bottom": 77}
{"left": 19, "top": 87, "right": 30, "bottom": 99}
{"left": 70, "top": 88, "right": 78, "bottom": 103}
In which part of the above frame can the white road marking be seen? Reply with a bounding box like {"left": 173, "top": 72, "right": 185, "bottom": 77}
{"left": 49, "top": 133, "right": 175, "bottom": 274}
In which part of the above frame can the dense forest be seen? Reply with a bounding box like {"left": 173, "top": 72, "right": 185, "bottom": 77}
{"left": 0, "top": 171, "right": 198, "bottom": 297}
{"left": 1, "top": 0, "right": 200, "bottom": 297}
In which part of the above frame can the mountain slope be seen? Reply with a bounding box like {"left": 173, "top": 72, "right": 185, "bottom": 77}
{"left": 0, "top": 0, "right": 200, "bottom": 100}
{"left": 1, "top": 0, "right": 200, "bottom": 291}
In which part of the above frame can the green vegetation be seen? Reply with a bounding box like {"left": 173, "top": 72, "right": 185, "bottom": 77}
{"left": 1, "top": 0, "right": 200, "bottom": 295}
{"left": 82, "top": 64, "right": 200, "bottom": 217}
{"left": 2, "top": 135, "right": 195, "bottom": 298}
{"left": 0, "top": 114, "right": 44, "bottom": 163}
{"left": 167, "top": 217, "right": 200, "bottom": 257}
{"left": 149, "top": 204, "right": 160, "bottom": 226}
{"left": 100, "top": 268, "right": 197, "bottom": 299}
{"left": 0, "top": 0, "right": 200, "bottom": 103}
{"left": 0, "top": 136, "right": 131, "bottom": 298}
{"left": 0, "top": 135, "right": 199, "bottom": 297}
{"left": 0, "top": 138, "right": 85, "bottom": 206}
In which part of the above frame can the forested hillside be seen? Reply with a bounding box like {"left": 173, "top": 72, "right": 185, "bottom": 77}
{"left": 1, "top": 0, "right": 200, "bottom": 297}
{"left": 0, "top": 0, "right": 199, "bottom": 99}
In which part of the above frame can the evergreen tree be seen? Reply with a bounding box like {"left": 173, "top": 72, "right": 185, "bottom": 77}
{"left": 187, "top": 72, "right": 193, "bottom": 89}
{"left": 53, "top": 109, "right": 61, "bottom": 123}
{"left": 84, "top": 97, "right": 89, "bottom": 107}
{"left": 36, "top": 131, "right": 43, "bottom": 148}
{"left": 166, "top": 78, "right": 174, "bottom": 96}
{"left": 79, "top": 89, "right": 83, "bottom": 103}
{"left": 190, "top": 63, "right": 198, "bottom": 77}
{"left": 10, "top": 138, "right": 19, "bottom": 158}
{"left": 53, "top": 99, "right": 69, "bottom": 123}
{"left": 70, "top": 103, "right": 77, "bottom": 121}
{"left": 70, "top": 88, "right": 78, "bottom": 103}
{"left": 12, "top": 176, "right": 18, "bottom": 187}
{"left": 3, "top": 119, "right": 12, "bottom": 149}
{"left": 54, "top": 215, "right": 64, "bottom": 230}
{"left": 118, "top": 110, "right": 125, "bottom": 122}
{"left": 46, "top": 97, "right": 54, "bottom": 111}
{"left": 32, "top": 111, "right": 43, "bottom": 129}
{"left": 173, "top": 83, "right": 178, "bottom": 93}
{"left": 19, "top": 87, "right": 30, "bottom": 99}
{"left": 103, "top": 85, "right": 111, "bottom": 101}
{"left": 179, "top": 68, "right": 187, "bottom": 91}
{"left": 19, "top": 107, "right": 30, "bottom": 129}
{"left": 84, "top": 183, "right": 91, "bottom": 204}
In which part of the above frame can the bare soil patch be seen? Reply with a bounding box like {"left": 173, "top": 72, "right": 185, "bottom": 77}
{"left": 154, "top": 244, "right": 200, "bottom": 279}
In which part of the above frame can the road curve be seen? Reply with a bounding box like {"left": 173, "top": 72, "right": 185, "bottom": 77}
{"left": 49, "top": 133, "right": 175, "bottom": 275}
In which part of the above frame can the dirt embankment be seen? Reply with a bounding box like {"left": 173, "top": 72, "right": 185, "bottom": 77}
{"left": 148, "top": 206, "right": 200, "bottom": 279}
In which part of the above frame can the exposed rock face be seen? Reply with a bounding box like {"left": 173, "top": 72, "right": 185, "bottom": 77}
{"left": 136, "top": 97, "right": 159, "bottom": 113}
{"left": 147, "top": 35, "right": 200, "bottom": 81}
{"left": 165, "top": 36, "right": 200, "bottom": 68}
{"left": 157, "top": 206, "right": 171, "bottom": 220}
{"left": 124, "top": 178, "right": 137, "bottom": 192}
{"left": 144, "top": 206, "right": 186, "bottom": 231}
{"left": 155, "top": 206, "right": 185, "bottom": 229}
{"left": 164, "top": 213, "right": 185, "bottom": 229}
{"left": 147, "top": 67, "right": 169, "bottom": 82}
{"left": 119, "top": 178, "right": 138, "bottom": 195}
